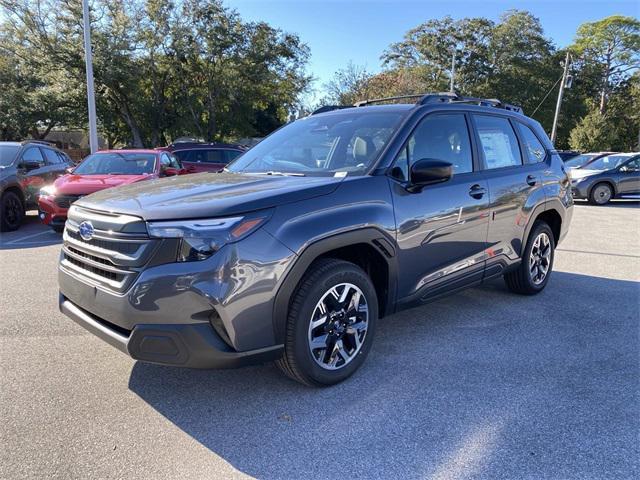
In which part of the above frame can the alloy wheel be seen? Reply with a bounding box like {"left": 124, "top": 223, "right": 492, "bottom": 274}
{"left": 4, "top": 195, "right": 22, "bottom": 228}
{"left": 307, "top": 282, "right": 369, "bottom": 370}
{"left": 529, "top": 232, "right": 551, "bottom": 285}
{"left": 593, "top": 184, "right": 612, "bottom": 204}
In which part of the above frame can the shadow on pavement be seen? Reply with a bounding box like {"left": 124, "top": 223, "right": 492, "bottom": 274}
{"left": 0, "top": 211, "right": 62, "bottom": 250}
{"left": 128, "top": 271, "right": 639, "bottom": 479}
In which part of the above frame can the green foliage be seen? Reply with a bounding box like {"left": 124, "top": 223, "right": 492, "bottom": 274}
{"left": 572, "top": 15, "right": 640, "bottom": 113}
{"left": 569, "top": 110, "right": 618, "bottom": 151}
{"left": 0, "top": 0, "right": 310, "bottom": 146}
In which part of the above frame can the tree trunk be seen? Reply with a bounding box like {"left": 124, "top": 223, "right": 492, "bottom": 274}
{"left": 599, "top": 46, "right": 613, "bottom": 114}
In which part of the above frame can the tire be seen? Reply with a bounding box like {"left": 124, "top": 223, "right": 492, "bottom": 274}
{"left": 0, "top": 191, "right": 25, "bottom": 232}
{"left": 276, "top": 258, "right": 378, "bottom": 387}
{"left": 504, "top": 221, "right": 555, "bottom": 295}
{"left": 52, "top": 225, "right": 64, "bottom": 234}
{"left": 589, "top": 182, "right": 613, "bottom": 205}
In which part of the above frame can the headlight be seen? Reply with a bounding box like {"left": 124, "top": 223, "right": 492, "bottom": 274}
{"left": 147, "top": 212, "right": 270, "bottom": 262}
{"left": 39, "top": 185, "right": 56, "bottom": 196}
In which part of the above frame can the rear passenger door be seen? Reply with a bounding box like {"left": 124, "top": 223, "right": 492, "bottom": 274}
{"left": 390, "top": 112, "right": 491, "bottom": 305}
{"left": 18, "top": 147, "right": 49, "bottom": 205}
{"left": 471, "top": 115, "right": 547, "bottom": 276}
{"left": 42, "top": 147, "right": 69, "bottom": 178}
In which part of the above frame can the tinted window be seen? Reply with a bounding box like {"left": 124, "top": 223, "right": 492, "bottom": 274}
{"left": 225, "top": 150, "right": 242, "bottom": 163}
{"left": 516, "top": 123, "right": 546, "bottom": 163}
{"left": 474, "top": 115, "right": 522, "bottom": 169}
{"left": 184, "top": 149, "right": 224, "bottom": 164}
{"left": 43, "top": 148, "right": 61, "bottom": 165}
{"left": 392, "top": 113, "right": 473, "bottom": 181}
{"left": 56, "top": 151, "right": 69, "bottom": 164}
{"left": 160, "top": 153, "right": 181, "bottom": 169}
{"left": 22, "top": 147, "right": 45, "bottom": 165}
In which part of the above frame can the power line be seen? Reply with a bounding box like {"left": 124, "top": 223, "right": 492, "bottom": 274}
{"left": 530, "top": 73, "right": 564, "bottom": 118}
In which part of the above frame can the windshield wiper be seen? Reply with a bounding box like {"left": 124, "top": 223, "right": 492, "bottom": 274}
{"left": 250, "top": 171, "right": 306, "bottom": 177}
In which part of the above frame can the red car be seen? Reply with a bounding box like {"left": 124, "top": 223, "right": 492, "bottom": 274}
{"left": 38, "top": 149, "right": 187, "bottom": 232}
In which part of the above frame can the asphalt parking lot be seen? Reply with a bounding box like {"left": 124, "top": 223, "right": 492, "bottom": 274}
{"left": 1, "top": 201, "right": 639, "bottom": 480}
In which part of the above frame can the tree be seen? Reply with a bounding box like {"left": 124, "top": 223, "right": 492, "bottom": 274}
{"left": 0, "top": 0, "right": 310, "bottom": 145}
{"left": 569, "top": 109, "right": 618, "bottom": 151}
{"left": 572, "top": 15, "right": 640, "bottom": 114}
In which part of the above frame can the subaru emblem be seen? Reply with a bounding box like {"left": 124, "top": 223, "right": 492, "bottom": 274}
{"left": 78, "top": 221, "right": 94, "bottom": 241}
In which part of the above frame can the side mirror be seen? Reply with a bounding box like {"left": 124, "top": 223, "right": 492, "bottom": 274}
{"left": 408, "top": 159, "right": 453, "bottom": 192}
{"left": 65, "top": 166, "right": 75, "bottom": 174}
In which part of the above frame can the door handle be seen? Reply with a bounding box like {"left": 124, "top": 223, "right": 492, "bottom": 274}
{"left": 469, "top": 184, "right": 487, "bottom": 199}
{"left": 526, "top": 175, "right": 537, "bottom": 186}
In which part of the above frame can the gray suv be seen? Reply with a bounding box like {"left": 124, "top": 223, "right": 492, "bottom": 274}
{"left": 58, "top": 94, "right": 573, "bottom": 386}
{"left": 0, "top": 140, "right": 73, "bottom": 231}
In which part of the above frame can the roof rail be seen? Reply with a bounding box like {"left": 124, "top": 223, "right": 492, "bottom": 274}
{"left": 21, "top": 139, "right": 55, "bottom": 146}
{"left": 350, "top": 92, "right": 523, "bottom": 114}
{"left": 311, "top": 105, "right": 352, "bottom": 115}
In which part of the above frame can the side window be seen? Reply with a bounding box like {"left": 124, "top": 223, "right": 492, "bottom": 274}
{"left": 391, "top": 113, "right": 473, "bottom": 181}
{"left": 205, "top": 149, "right": 224, "bottom": 164}
{"left": 225, "top": 150, "right": 242, "bottom": 164}
{"left": 160, "top": 153, "right": 172, "bottom": 168}
{"left": 56, "top": 151, "right": 69, "bottom": 164}
{"left": 474, "top": 115, "right": 522, "bottom": 169}
{"left": 22, "top": 147, "right": 45, "bottom": 166}
{"left": 515, "top": 123, "right": 546, "bottom": 164}
{"left": 621, "top": 159, "right": 640, "bottom": 172}
{"left": 169, "top": 154, "right": 181, "bottom": 168}
{"left": 173, "top": 150, "right": 190, "bottom": 163}
{"left": 43, "top": 148, "right": 61, "bottom": 165}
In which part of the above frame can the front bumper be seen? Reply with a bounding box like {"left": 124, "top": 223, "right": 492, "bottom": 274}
{"left": 60, "top": 294, "right": 283, "bottom": 368}
{"left": 38, "top": 196, "right": 68, "bottom": 226}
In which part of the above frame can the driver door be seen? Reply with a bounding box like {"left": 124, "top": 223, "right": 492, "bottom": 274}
{"left": 617, "top": 158, "right": 640, "bottom": 195}
{"left": 389, "top": 112, "right": 490, "bottom": 305}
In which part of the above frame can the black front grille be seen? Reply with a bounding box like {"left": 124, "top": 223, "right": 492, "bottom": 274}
{"left": 54, "top": 195, "right": 81, "bottom": 209}
{"left": 63, "top": 252, "right": 123, "bottom": 282}
{"left": 66, "top": 229, "right": 140, "bottom": 254}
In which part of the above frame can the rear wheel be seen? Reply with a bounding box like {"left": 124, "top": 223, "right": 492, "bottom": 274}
{"left": 589, "top": 183, "right": 613, "bottom": 205}
{"left": 276, "top": 258, "right": 378, "bottom": 387}
{"left": 1, "top": 191, "right": 24, "bottom": 232}
{"left": 504, "top": 221, "right": 555, "bottom": 295}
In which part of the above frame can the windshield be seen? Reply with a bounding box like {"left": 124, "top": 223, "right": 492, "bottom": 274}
{"left": 73, "top": 152, "right": 156, "bottom": 175}
{"left": 582, "top": 154, "right": 631, "bottom": 171}
{"left": 0, "top": 145, "right": 20, "bottom": 167}
{"left": 564, "top": 154, "right": 597, "bottom": 168}
{"left": 226, "top": 111, "right": 404, "bottom": 176}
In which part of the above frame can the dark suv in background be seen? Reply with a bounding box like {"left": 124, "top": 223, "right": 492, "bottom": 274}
{"left": 58, "top": 93, "right": 573, "bottom": 386}
{"left": 0, "top": 140, "right": 73, "bottom": 231}
{"left": 162, "top": 141, "right": 247, "bottom": 173}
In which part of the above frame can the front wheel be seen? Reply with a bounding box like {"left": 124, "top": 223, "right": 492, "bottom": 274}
{"left": 504, "top": 221, "right": 555, "bottom": 295}
{"left": 276, "top": 258, "right": 378, "bottom": 387}
{"left": 589, "top": 183, "right": 613, "bottom": 205}
{"left": 1, "top": 191, "right": 25, "bottom": 232}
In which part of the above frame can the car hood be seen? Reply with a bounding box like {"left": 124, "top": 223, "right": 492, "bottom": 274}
{"left": 54, "top": 174, "right": 152, "bottom": 195}
{"left": 74, "top": 172, "right": 345, "bottom": 220}
{"left": 570, "top": 169, "right": 602, "bottom": 180}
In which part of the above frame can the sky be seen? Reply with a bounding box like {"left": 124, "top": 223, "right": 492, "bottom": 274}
{"left": 227, "top": 0, "right": 639, "bottom": 101}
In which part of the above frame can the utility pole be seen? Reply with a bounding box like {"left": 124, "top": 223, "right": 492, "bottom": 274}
{"left": 551, "top": 51, "right": 571, "bottom": 145}
{"left": 450, "top": 51, "right": 456, "bottom": 94}
{"left": 82, "top": 0, "right": 99, "bottom": 154}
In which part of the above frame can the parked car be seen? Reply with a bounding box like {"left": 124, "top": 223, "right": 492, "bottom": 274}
{"left": 571, "top": 152, "right": 640, "bottom": 204}
{"left": 38, "top": 149, "right": 187, "bottom": 232}
{"left": 564, "top": 152, "right": 615, "bottom": 172}
{"left": 161, "top": 141, "right": 247, "bottom": 173}
{"left": 557, "top": 150, "right": 581, "bottom": 162}
{"left": 0, "top": 140, "right": 73, "bottom": 231}
{"left": 58, "top": 93, "right": 572, "bottom": 386}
